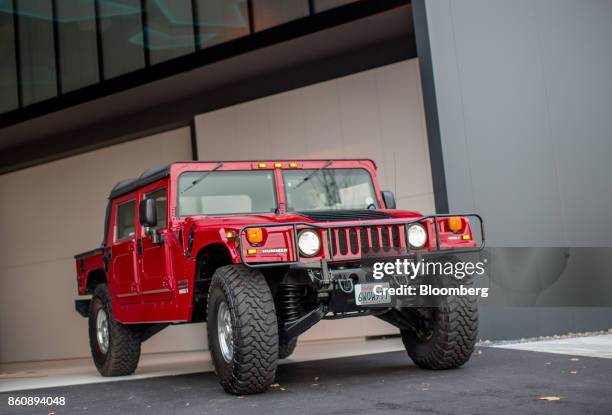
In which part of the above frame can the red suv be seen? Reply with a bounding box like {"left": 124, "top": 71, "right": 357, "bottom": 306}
{"left": 74, "top": 160, "right": 484, "bottom": 394}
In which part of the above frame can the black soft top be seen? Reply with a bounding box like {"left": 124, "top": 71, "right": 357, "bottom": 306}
{"left": 109, "top": 164, "right": 171, "bottom": 200}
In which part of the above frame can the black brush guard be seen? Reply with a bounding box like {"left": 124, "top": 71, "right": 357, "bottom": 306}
{"left": 238, "top": 213, "right": 485, "bottom": 268}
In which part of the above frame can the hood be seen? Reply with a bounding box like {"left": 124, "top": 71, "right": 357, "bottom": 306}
{"left": 185, "top": 209, "right": 424, "bottom": 228}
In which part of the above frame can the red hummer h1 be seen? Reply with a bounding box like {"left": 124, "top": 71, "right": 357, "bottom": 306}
{"left": 74, "top": 160, "right": 484, "bottom": 395}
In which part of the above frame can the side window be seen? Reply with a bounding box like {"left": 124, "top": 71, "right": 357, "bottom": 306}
{"left": 116, "top": 200, "right": 136, "bottom": 241}
{"left": 146, "top": 188, "right": 167, "bottom": 230}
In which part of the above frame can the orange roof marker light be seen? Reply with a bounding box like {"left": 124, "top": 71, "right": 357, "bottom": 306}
{"left": 289, "top": 162, "right": 299, "bottom": 168}
{"left": 258, "top": 163, "right": 268, "bottom": 168}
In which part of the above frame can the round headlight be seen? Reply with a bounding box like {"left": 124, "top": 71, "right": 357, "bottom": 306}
{"left": 407, "top": 224, "right": 427, "bottom": 248}
{"left": 298, "top": 229, "right": 321, "bottom": 257}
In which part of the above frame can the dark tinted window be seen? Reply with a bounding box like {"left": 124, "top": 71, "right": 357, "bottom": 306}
{"left": 194, "top": 0, "right": 250, "bottom": 49}
{"left": 0, "top": 3, "right": 19, "bottom": 112}
{"left": 16, "top": 0, "right": 58, "bottom": 105}
{"left": 99, "top": 0, "right": 146, "bottom": 79}
{"left": 252, "top": 0, "right": 309, "bottom": 32}
{"left": 57, "top": 0, "right": 100, "bottom": 92}
{"left": 145, "top": 0, "right": 195, "bottom": 64}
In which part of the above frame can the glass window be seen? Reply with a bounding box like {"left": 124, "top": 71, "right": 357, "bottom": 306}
{"left": 57, "top": 0, "right": 100, "bottom": 93}
{"left": 145, "top": 188, "right": 167, "bottom": 230}
{"left": 116, "top": 200, "right": 136, "bottom": 240}
{"left": 178, "top": 171, "right": 276, "bottom": 216}
{"left": 145, "top": 0, "right": 195, "bottom": 64}
{"left": 194, "top": 0, "right": 250, "bottom": 49}
{"left": 16, "top": 0, "right": 58, "bottom": 106}
{"left": 315, "top": 0, "right": 359, "bottom": 13}
{"left": 283, "top": 169, "right": 379, "bottom": 211}
{"left": 99, "top": 0, "right": 146, "bottom": 79}
{"left": 0, "top": 2, "right": 19, "bottom": 112}
{"left": 252, "top": 0, "right": 309, "bottom": 32}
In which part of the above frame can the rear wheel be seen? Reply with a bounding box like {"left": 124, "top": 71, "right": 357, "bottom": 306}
{"left": 89, "top": 284, "right": 141, "bottom": 376}
{"left": 279, "top": 337, "right": 298, "bottom": 359}
{"left": 401, "top": 294, "right": 478, "bottom": 369}
{"left": 207, "top": 265, "right": 278, "bottom": 395}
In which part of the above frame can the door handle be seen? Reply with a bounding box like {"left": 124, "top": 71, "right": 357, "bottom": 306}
{"left": 137, "top": 239, "right": 143, "bottom": 256}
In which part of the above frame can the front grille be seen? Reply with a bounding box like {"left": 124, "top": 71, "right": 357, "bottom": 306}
{"left": 330, "top": 224, "right": 406, "bottom": 258}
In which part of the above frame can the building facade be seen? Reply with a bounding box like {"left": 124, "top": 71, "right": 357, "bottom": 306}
{"left": 1, "top": 0, "right": 611, "bottom": 363}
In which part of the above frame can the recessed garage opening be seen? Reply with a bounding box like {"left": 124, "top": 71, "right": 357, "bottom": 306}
{"left": 0, "top": 1, "right": 429, "bottom": 366}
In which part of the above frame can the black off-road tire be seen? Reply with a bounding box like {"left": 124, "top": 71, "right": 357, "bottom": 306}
{"left": 207, "top": 265, "right": 278, "bottom": 395}
{"left": 401, "top": 294, "right": 478, "bottom": 370}
{"left": 278, "top": 337, "right": 298, "bottom": 359}
{"left": 89, "top": 284, "right": 141, "bottom": 376}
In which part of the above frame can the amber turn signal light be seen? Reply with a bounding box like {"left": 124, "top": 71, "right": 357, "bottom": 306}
{"left": 246, "top": 228, "right": 264, "bottom": 245}
{"left": 448, "top": 216, "right": 463, "bottom": 233}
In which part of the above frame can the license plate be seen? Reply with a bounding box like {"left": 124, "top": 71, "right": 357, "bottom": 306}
{"left": 354, "top": 283, "right": 391, "bottom": 306}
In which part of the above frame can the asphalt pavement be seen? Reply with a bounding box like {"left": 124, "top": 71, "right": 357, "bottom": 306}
{"left": 1, "top": 347, "right": 610, "bottom": 415}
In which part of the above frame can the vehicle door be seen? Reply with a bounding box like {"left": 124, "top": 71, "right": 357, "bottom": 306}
{"left": 110, "top": 195, "right": 140, "bottom": 305}
{"left": 137, "top": 184, "right": 172, "bottom": 302}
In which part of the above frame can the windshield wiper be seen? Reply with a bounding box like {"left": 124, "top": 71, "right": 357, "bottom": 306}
{"left": 294, "top": 160, "right": 333, "bottom": 189}
{"left": 180, "top": 162, "right": 224, "bottom": 194}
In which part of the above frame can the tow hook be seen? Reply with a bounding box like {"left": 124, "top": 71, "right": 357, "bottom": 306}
{"left": 335, "top": 275, "right": 354, "bottom": 294}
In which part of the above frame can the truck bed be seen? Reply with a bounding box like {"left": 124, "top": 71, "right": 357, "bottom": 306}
{"left": 75, "top": 248, "right": 105, "bottom": 296}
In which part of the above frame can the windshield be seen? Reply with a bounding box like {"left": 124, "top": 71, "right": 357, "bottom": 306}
{"left": 283, "top": 168, "right": 379, "bottom": 211}
{"left": 178, "top": 171, "right": 276, "bottom": 216}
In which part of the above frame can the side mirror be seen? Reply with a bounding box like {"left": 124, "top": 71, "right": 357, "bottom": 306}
{"left": 139, "top": 198, "right": 157, "bottom": 228}
{"left": 382, "top": 191, "right": 396, "bottom": 209}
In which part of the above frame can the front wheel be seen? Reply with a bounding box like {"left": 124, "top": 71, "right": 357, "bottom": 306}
{"left": 401, "top": 294, "right": 478, "bottom": 370}
{"left": 89, "top": 284, "right": 141, "bottom": 376}
{"left": 207, "top": 265, "right": 278, "bottom": 395}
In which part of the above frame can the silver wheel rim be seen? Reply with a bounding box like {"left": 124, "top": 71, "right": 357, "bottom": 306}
{"left": 217, "top": 302, "right": 234, "bottom": 363}
{"left": 96, "top": 308, "right": 110, "bottom": 354}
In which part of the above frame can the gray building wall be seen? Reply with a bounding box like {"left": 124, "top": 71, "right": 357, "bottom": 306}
{"left": 415, "top": 0, "right": 612, "bottom": 339}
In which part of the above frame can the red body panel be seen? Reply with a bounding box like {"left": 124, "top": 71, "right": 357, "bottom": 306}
{"left": 75, "top": 160, "right": 479, "bottom": 324}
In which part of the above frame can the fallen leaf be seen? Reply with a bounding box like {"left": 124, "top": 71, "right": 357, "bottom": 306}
{"left": 311, "top": 383, "right": 319, "bottom": 387}
{"left": 570, "top": 370, "right": 577, "bottom": 374}
{"left": 271, "top": 383, "right": 281, "bottom": 388}
{"left": 314, "top": 376, "right": 320, "bottom": 381}
{"left": 545, "top": 362, "right": 551, "bottom": 365}
{"left": 422, "top": 388, "right": 429, "bottom": 391}
{"left": 280, "top": 387, "right": 287, "bottom": 391}
{"left": 538, "top": 396, "right": 562, "bottom": 401}
{"left": 569, "top": 357, "right": 580, "bottom": 362}
{"left": 474, "top": 350, "right": 482, "bottom": 356}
